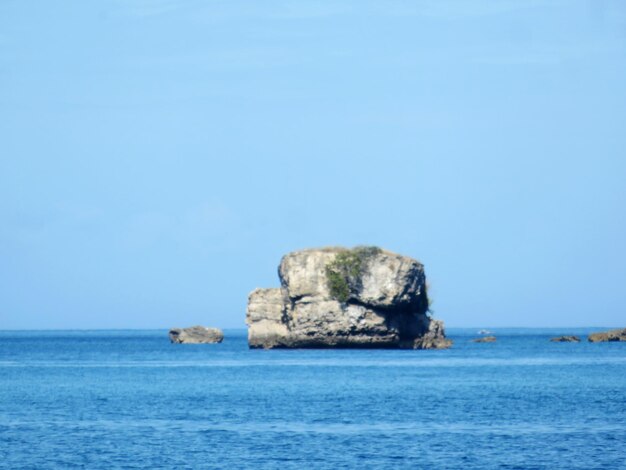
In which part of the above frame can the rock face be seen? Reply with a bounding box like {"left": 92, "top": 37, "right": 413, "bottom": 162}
{"left": 169, "top": 326, "right": 224, "bottom": 344}
{"left": 550, "top": 336, "right": 581, "bottom": 342}
{"left": 588, "top": 328, "right": 626, "bottom": 343}
{"left": 472, "top": 336, "right": 497, "bottom": 343}
{"left": 246, "top": 246, "right": 451, "bottom": 349}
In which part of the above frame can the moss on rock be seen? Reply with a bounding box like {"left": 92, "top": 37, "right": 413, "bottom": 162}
{"left": 324, "top": 246, "right": 382, "bottom": 302}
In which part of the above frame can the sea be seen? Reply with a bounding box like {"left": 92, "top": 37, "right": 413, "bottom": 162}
{"left": 1, "top": 328, "right": 625, "bottom": 469}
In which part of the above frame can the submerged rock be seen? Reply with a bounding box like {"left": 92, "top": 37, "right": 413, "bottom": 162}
{"left": 169, "top": 326, "right": 224, "bottom": 344}
{"left": 588, "top": 328, "right": 626, "bottom": 343}
{"left": 246, "top": 246, "right": 451, "bottom": 350}
{"left": 472, "top": 336, "right": 497, "bottom": 343}
{"left": 550, "top": 336, "right": 581, "bottom": 342}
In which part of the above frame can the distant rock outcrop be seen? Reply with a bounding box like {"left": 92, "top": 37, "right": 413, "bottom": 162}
{"left": 246, "top": 246, "right": 451, "bottom": 349}
{"left": 550, "top": 336, "right": 581, "bottom": 342}
{"left": 588, "top": 328, "right": 626, "bottom": 343}
{"left": 472, "top": 336, "right": 497, "bottom": 343}
{"left": 169, "top": 326, "right": 224, "bottom": 344}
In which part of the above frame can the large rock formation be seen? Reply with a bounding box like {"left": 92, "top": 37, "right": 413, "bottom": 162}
{"left": 169, "top": 326, "right": 224, "bottom": 344}
{"left": 588, "top": 328, "right": 626, "bottom": 343}
{"left": 246, "top": 246, "right": 451, "bottom": 349}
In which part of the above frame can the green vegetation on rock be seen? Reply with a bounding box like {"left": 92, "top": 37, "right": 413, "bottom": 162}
{"left": 324, "top": 246, "right": 382, "bottom": 302}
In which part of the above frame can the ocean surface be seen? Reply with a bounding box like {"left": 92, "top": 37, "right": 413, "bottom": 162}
{"left": 1, "top": 328, "right": 625, "bottom": 469}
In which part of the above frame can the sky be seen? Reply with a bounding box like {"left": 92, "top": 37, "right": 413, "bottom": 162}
{"left": 1, "top": 0, "right": 625, "bottom": 329}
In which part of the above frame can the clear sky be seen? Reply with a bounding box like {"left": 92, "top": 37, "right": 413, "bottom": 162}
{"left": 1, "top": 0, "right": 625, "bottom": 329}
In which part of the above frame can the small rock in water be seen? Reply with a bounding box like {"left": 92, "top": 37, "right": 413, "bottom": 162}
{"left": 587, "top": 328, "right": 626, "bottom": 343}
{"left": 472, "top": 336, "right": 497, "bottom": 343}
{"left": 550, "top": 336, "right": 581, "bottom": 342}
{"left": 169, "top": 326, "right": 224, "bottom": 344}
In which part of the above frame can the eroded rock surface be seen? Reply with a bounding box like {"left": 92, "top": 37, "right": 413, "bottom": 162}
{"left": 246, "top": 247, "right": 451, "bottom": 349}
{"left": 169, "top": 326, "right": 224, "bottom": 344}
{"left": 588, "top": 328, "right": 626, "bottom": 343}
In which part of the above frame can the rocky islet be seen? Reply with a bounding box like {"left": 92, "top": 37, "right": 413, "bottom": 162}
{"left": 550, "top": 336, "right": 581, "bottom": 342}
{"left": 169, "top": 326, "right": 224, "bottom": 344}
{"left": 587, "top": 328, "right": 626, "bottom": 343}
{"left": 246, "top": 246, "right": 451, "bottom": 349}
{"left": 472, "top": 336, "right": 497, "bottom": 343}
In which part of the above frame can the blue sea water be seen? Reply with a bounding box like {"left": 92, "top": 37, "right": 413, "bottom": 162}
{"left": 1, "top": 328, "right": 625, "bottom": 469}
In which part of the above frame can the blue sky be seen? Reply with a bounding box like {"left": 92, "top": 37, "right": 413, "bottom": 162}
{"left": 1, "top": 0, "right": 625, "bottom": 329}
